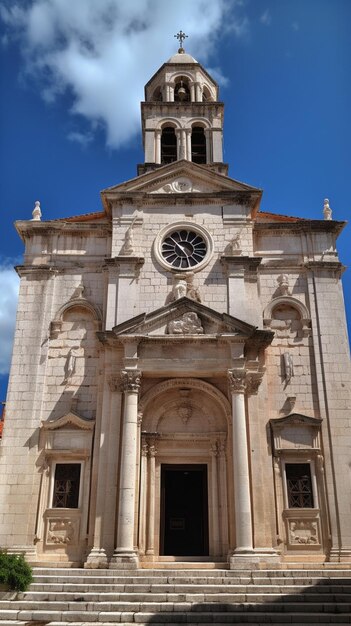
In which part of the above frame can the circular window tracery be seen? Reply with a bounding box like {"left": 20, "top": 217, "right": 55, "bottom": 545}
{"left": 154, "top": 222, "right": 213, "bottom": 273}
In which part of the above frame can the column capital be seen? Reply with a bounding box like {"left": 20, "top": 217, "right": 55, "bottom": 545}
{"left": 141, "top": 440, "right": 149, "bottom": 457}
{"left": 148, "top": 443, "right": 158, "bottom": 458}
{"left": 227, "top": 368, "right": 264, "bottom": 395}
{"left": 227, "top": 368, "right": 246, "bottom": 394}
{"left": 210, "top": 439, "right": 219, "bottom": 457}
{"left": 245, "top": 371, "right": 264, "bottom": 395}
{"left": 120, "top": 369, "right": 141, "bottom": 393}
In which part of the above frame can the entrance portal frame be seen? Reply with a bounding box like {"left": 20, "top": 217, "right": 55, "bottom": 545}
{"left": 139, "top": 378, "right": 231, "bottom": 561}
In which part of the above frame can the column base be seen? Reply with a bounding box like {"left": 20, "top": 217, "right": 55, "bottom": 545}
{"left": 110, "top": 549, "right": 139, "bottom": 569}
{"left": 230, "top": 547, "right": 281, "bottom": 569}
{"left": 84, "top": 548, "right": 109, "bottom": 569}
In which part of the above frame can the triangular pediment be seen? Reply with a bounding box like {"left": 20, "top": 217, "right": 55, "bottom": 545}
{"left": 42, "top": 411, "right": 95, "bottom": 431}
{"left": 101, "top": 160, "right": 261, "bottom": 199}
{"left": 270, "top": 413, "right": 322, "bottom": 428}
{"left": 108, "top": 298, "right": 272, "bottom": 349}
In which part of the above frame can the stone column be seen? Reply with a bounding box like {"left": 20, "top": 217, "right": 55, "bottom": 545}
{"left": 133, "top": 411, "right": 143, "bottom": 548}
{"left": 195, "top": 82, "right": 202, "bottom": 101}
{"left": 112, "top": 369, "right": 141, "bottom": 567}
{"left": 185, "top": 129, "right": 192, "bottom": 161}
{"left": 204, "top": 129, "right": 211, "bottom": 164}
{"left": 218, "top": 438, "right": 229, "bottom": 554}
{"left": 176, "top": 129, "right": 186, "bottom": 160}
{"left": 146, "top": 439, "right": 157, "bottom": 555}
{"left": 190, "top": 83, "right": 195, "bottom": 102}
{"left": 210, "top": 440, "right": 220, "bottom": 556}
{"left": 228, "top": 369, "right": 253, "bottom": 555}
{"left": 155, "top": 129, "right": 162, "bottom": 164}
{"left": 85, "top": 370, "right": 114, "bottom": 568}
{"left": 138, "top": 439, "right": 148, "bottom": 555}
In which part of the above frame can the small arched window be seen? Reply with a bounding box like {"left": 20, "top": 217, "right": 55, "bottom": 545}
{"left": 161, "top": 126, "right": 177, "bottom": 164}
{"left": 191, "top": 126, "right": 206, "bottom": 164}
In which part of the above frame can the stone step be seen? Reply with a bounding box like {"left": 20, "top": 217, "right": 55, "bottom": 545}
{"left": 2, "top": 622, "right": 351, "bottom": 626}
{"left": 2, "top": 610, "right": 351, "bottom": 623}
{"left": 2, "top": 600, "right": 351, "bottom": 614}
{"left": 31, "top": 573, "right": 351, "bottom": 585}
{"left": 30, "top": 578, "right": 351, "bottom": 593}
{"left": 22, "top": 585, "right": 351, "bottom": 599}
{"left": 32, "top": 567, "right": 351, "bottom": 576}
{"left": 5, "top": 592, "right": 351, "bottom": 611}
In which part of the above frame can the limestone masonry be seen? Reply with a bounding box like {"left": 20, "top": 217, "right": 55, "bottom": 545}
{"left": 1, "top": 44, "right": 350, "bottom": 569}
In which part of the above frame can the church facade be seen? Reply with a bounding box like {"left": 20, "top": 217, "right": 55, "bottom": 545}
{"left": 1, "top": 44, "right": 351, "bottom": 569}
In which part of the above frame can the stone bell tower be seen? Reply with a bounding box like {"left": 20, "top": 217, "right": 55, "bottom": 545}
{"left": 139, "top": 31, "right": 227, "bottom": 175}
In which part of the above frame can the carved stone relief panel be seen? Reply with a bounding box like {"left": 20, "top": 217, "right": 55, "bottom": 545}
{"left": 167, "top": 312, "right": 204, "bottom": 335}
{"left": 45, "top": 515, "right": 80, "bottom": 547}
{"left": 283, "top": 512, "right": 322, "bottom": 549}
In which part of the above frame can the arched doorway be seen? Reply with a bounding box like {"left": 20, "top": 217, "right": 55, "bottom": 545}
{"left": 139, "top": 379, "right": 230, "bottom": 560}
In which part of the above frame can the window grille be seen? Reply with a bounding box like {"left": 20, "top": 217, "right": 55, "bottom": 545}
{"left": 53, "top": 463, "right": 81, "bottom": 508}
{"left": 286, "top": 463, "right": 314, "bottom": 508}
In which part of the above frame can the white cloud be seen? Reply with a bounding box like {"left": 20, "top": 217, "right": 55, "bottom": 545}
{"left": 0, "top": 262, "right": 20, "bottom": 376}
{"left": 260, "top": 9, "right": 272, "bottom": 26}
{"left": 1, "top": 0, "right": 248, "bottom": 149}
{"left": 67, "top": 130, "right": 94, "bottom": 147}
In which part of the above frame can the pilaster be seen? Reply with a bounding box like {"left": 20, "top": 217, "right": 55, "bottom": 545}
{"left": 228, "top": 365, "right": 279, "bottom": 568}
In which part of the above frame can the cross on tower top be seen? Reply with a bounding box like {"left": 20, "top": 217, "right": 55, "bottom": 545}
{"left": 174, "top": 30, "right": 188, "bottom": 51}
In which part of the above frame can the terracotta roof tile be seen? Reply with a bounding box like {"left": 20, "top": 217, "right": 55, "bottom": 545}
{"left": 257, "top": 211, "right": 307, "bottom": 222}
{"left": 53, "top": 210, "right": 107, "bottom": 223}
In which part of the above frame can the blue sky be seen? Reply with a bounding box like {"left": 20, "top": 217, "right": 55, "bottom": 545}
{"left": 0, "top": 0, "right": 350, "bottom": 401}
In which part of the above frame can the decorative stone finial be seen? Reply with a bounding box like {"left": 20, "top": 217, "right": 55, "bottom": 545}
{"left": 174, "top": 30, "right": 188, "bottom": 52}
{"left": 323, "top": 198, "right": 332, "bottom": 220}
{"left": 31, "top": 200, "right": 42, "bottom": 221}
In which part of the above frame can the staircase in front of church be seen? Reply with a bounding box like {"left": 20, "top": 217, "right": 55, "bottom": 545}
{"left": 0, "top": 566, "right": 351, "bottom": 625}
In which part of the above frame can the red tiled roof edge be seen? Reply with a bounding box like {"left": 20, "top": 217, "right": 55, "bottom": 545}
{"left": 257, "top": 211, "right": 308, "bottom": 222}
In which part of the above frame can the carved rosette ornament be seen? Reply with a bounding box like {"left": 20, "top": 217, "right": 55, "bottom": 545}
{"left": 120, "top": 370, "right": 141, "bottom": 393}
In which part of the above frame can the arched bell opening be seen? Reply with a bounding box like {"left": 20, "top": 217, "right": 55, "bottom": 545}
{"left": 191, "top": 125, "right": 207, "bottom": 164}
{"left": 202, "top": 85, "right": 213, "bottom": 102}
{"left": 138, "top": 379, "right": 231, "bottom": 560}
{"left": 174, "top": 77, "right": 190, "bottom": 102}
{"left": 160, "top": 126, "right": 177, "bottom": 164}
{"left": 152, "top": 86, "right": 163, "bottom": 102}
